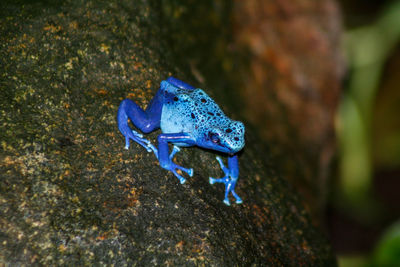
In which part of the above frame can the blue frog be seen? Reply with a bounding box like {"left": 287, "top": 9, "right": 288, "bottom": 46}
{"left": 117, "top": 77, "right": 245, "bottom": 205}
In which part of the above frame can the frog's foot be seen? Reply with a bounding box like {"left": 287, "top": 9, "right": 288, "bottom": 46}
{"left": 124, "top": 131, "right": 158, "bottom": 155}
{"left": 209, "top": 156, "right": 242, "bottom": 205}
{"left": 209, "top": 177, "right": 242, "bottom": 205}
{"left": 160, "top": 146, "right": 193, "bottom": 184}
{"left": 161, "top": 161, "right": 193, "bottom": 184}
{"left": 209, "top": 156, "right": 230, "bottom": 186}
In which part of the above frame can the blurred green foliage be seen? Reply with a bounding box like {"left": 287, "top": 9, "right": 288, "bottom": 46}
{"left": 338, "top": 0, "right": 400, "bottom": 218}
{"left": 337, "top": 1, "right": 400, "bottom": 266}
{"left": 339, "top": 221, "right": 400, "bottom": 267}
{"left": 372, "top": 221, "right": 400, "bottom": 266}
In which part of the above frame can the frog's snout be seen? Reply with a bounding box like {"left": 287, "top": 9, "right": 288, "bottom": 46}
{"left": 225, "top": 121, "right": 245, "bottom": 153}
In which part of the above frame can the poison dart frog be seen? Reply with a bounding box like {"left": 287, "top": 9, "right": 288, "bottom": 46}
{"left": 117, "top": 77, "right": 245, "bottom": 205}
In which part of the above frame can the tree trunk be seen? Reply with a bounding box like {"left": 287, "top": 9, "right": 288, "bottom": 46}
{"left": 0, "top": 0, "right": 339, "bottom": 265}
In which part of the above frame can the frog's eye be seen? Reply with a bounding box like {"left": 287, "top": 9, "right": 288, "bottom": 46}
{"left": 209, "top": 132, "right": 220, "bottom": 144}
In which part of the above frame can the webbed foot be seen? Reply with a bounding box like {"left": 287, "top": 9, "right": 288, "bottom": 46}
{"left": 209, "top": 156, "right": 242, "bottom": 205}
{"left": 124, "top": 131, "right": 158, "bottom": 156}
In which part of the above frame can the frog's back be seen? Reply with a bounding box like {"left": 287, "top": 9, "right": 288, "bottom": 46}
{"left": 189, "top": 89, "right": 230, "bottom": 127}
{"left": 160, "top": 84, "right": 197, "bottom": 135}
{"left": 161, "top": 83, "right": 229, "bottom": 131}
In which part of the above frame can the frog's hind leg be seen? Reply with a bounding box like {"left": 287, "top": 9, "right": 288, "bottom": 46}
{"left": 117, "top": 88, "right": 163, "bottom": 155}
{"left": 166, "top": 77, "right": 196, "bottom": 90}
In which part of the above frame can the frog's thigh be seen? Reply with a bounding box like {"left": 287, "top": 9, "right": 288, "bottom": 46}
{"left": 166, "top": 77, "right": 195, "bottom": 90}
{"left": 118, "top": 95, "right": 162, "bottom": 133}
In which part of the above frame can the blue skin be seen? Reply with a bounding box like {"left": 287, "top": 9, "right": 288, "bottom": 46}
{"left": 117, "top": 77, "right": 245, "bottom": 205}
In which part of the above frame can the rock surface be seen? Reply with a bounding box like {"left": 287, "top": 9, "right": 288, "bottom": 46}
{"left": 0, "top": 0, "right": 336, "bottom": 265}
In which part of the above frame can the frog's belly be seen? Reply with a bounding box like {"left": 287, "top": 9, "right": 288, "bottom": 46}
{"left": 160, "top": 107, "right": 194, "bottom": 147}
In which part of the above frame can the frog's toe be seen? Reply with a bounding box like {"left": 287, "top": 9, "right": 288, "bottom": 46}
{"left": 210, "top": 177, "right": 243, "bottom": 205}
{"left": 136, "top": 138, "right": 155, "bottom": 153}
{"left": 175, "top": 164, "right": 193, "bottom": 177}
{"left": 124, "top": 136, "right": 131, "bottom": 149}
{"left": 162, "top": 162, "right": 192, "bottom": 184}
{"left": 223, "top": 198, "right": 231, "bottom": 206}
{"left": 175, "top": 171, "right": 186, "bottom": 184}
{"left": 209, "top": 176, "right": 229, "bottom": 185}
{"left": 169, "top": 146, "right": 181, "bottom": 160}
{"left": 125, "top": 133, "right": 155, "bottom": 153}
{"left": 131, "top": 131, "right": 143, "bottom": 138}
{"left": 146, "top": 143, "right": 158, "bottom": 156}
{"left": 231, "top": 189, "right": 242, "bottom": 204}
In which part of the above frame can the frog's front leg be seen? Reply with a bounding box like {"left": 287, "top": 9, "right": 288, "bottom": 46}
{"left": 157, "top": 133, "right": 195, "bottom": 184}
{"left": 209, "top": 154, "right": 243, "bottom": 205}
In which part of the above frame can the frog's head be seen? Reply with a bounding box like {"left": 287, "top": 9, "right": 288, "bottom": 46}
{"left": 204, "top": 121, "right": 245, "bottom": 154}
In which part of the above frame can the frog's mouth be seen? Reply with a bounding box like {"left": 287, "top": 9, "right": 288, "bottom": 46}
{"left": 203, "top": 141, "right": 231, "bottom": 154}
{"left": 214, "top": 142, "right": 243, "bottom": 154}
